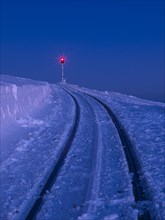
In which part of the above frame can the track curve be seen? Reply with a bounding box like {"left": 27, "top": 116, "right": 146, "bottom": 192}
{"left": 25, "top": 92, "right": 80, "bottom": 220}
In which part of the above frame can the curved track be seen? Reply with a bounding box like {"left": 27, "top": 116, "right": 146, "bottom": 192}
{"left": 58, "top": 85, "right": 135, "bottom": 219}
{"left": 64, "top": 85, "right": 151, "bottom": 220}
{"left": 89, "top": 95, "right": 151, "bottom": 220}
{"left": 25, "top": 92, "right": 80, "bottom": 220}
{"left": 25, "top": 84, "right": 151, "bottom": 219}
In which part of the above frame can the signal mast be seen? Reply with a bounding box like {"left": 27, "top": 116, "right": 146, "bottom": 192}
{"left": 59, "top": 57, "right": 66, "bottom": 83}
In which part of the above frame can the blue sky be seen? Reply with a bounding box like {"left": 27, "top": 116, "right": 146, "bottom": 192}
{"left": 1, "top": 0, "right": 164, "bottom": 102}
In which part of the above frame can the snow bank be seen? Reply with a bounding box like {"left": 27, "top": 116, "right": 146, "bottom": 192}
{"left": 0, "top": 84, "right": 76, "bottom": 220}
{"left": 0, "top": 75, "right": 52, "bottom": 124}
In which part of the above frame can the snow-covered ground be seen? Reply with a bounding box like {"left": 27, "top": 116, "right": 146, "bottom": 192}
{"left": 0, "top": 75, "right": 75, "bottom": 219}
{"left": 71, "top": 84, "right": 165, "bottom": 220}
{"left": 0, "top": 75, "right": 164, "bottom": 220}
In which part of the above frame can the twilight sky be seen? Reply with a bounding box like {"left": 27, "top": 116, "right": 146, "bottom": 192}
{"left": 1, "top": 0, "right": 164, "bottom": 102}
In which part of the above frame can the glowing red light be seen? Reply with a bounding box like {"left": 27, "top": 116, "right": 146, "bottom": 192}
{"left": 60, "top": 57, "right": 65, "bottom": 64}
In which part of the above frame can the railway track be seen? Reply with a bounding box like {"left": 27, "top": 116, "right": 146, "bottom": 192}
{"left": 64, "top": 85, "right": 151, "bottom": 220}
{"left": 37, "top": 85, "right": 107, "bottom": 219}
{"left": 25, "top": 92, "right": 80, "bottom": 220}
{"left": 24, "top": 84, "right": 151, "bottom": 219}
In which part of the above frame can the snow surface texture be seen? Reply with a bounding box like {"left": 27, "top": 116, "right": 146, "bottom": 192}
{"left": 71, "top": 84, "right": 165, "bottom": 220}
{"left": 0, "top": 75, "right": 165, "bottom": 220}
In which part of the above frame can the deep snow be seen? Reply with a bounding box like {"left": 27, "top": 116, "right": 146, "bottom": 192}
{"left": 0, "top": 75, "right": 164, "bottom": 220}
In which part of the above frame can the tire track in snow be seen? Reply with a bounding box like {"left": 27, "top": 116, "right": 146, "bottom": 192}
{"left": 25, "top": 91, "right": 80, "bottom": 220}
{"left": 71, "top": 88, "right": 151, "bottom": 220}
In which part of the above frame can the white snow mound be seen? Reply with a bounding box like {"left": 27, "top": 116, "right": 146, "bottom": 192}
{"left": 0, "top": 75, "right": 52, "bottom": 123}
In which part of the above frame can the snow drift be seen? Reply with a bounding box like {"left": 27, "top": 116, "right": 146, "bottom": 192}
{"left": 0, "top": 75, "right": 52, "bottom": 124}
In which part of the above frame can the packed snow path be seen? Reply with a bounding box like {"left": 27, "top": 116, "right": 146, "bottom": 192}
{"left": 1, "top": 77, "right": 164, "bottom": 220}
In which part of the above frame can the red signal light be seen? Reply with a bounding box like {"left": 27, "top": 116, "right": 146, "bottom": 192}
{"left": 60, "top": 57, "right": 65, "bottom": 64}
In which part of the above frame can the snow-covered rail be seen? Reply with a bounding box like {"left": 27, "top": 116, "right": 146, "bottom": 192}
{"left": 25, "top": 91, "right": 80, "bottom": 220}
{"left": 56, "top": 85, "right": 136, "bottom": 219}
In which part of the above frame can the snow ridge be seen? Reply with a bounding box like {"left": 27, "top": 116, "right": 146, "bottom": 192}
{"left": 0, "top": 75, "right": 52, "bottom": 124}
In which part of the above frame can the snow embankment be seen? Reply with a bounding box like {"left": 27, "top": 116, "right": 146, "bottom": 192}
{"left": 0, "top": 75, "right": 52, "bottom": 124}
